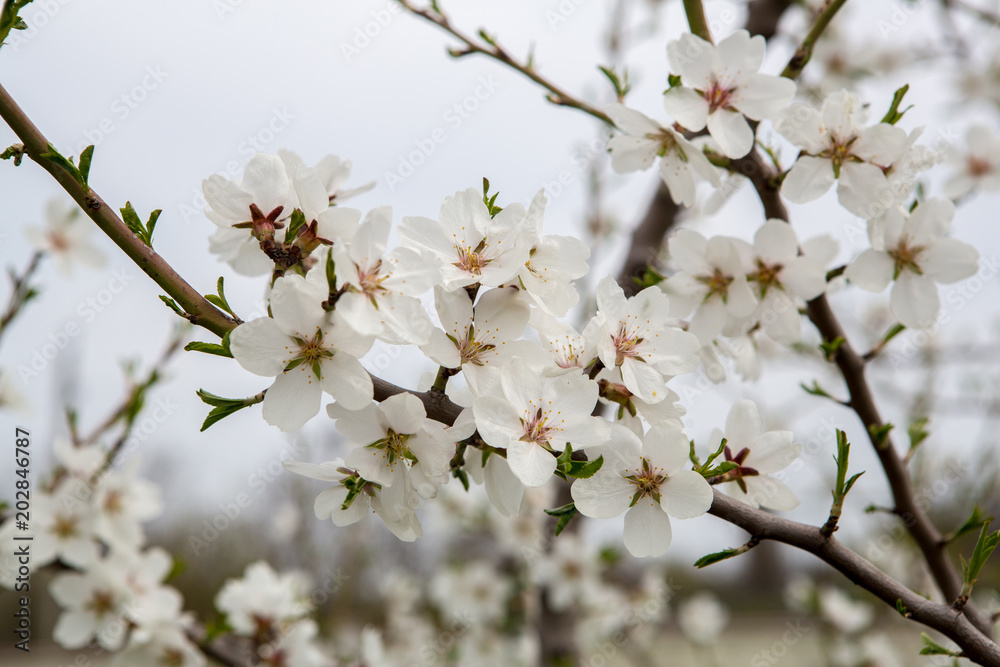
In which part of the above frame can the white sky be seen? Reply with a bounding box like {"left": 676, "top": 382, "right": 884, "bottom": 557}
{"left": 1, "top": 0, "right": 998, "bottom": 569}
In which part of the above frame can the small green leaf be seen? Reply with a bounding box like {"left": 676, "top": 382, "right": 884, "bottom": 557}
{"left": 165, "top": 557, "right": 186, "bottom": 583}
{"left": 896, "top": 599, "right": 909, "bottom": 617}
{"left": 820, "top": 336, "right": 845, "bottom": 361}
{"left": 285, "top": 208, "right": 307, "bottom": 241}
{"left": 700, "top": 460, "right": 738, "bottom": 479}
{"left": 566, "top": 456, "right": 604, "bottom": 479}
{"left": 453, "top": 467, "right": 470, "bottom": 491}
{"left": 1, "top": 143, "right": 25, "bottom": 166}
{"left": 919, "top": 633, "right": 961, "bottom": 657}
{"left": 667, "top": 73, "right": 682, "bottom": 89}
{"left": 545, "top": 502, "right": 577, "bottom": 536}
{"left": 907, "top": 417, "right": 930, "bottom": 453}
{"left": 40, "top": 143, "right": 87, "bottom": 189}
{"left": 962, "top": 520, "right": 1000, "bottom": 590}
{"left": 203, "top": 614, "right": 233, "bottom": 643}
{"left": 159, "top": 295, "right": 186, "bottom": 318}
{"left": 196, "top": 389, "right": 264, "bottom": 431}
{"left": 948, "top": 506, "right": 992, "bottom": 544}
{"left": 694, "top": 546, "right": 745, "bottom": 568}
{"left": 880, "top": 84, "right": 912, "bottom": 125}
{"left": 868, "top": 423, "right": 894, "bottom": 449}
{"left": 0, "top": 0, "right": 33, "bottom": 50}
{"left": 633, "top": 265, "right": 665, "bottom": 288}
{"left": 694, "top": 438, "right": 728, "bottom": 475}
{"left": 184, "top": 341, "right": 233, "bottom": 358}
{"left": 78, "top": 145, "right": 94, "bottom": 186}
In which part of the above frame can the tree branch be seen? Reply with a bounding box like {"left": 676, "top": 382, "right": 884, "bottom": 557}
{"left": 709, "top": 491, "right": 1000, "bottom": 666}
{"left": 682, "top": 0, "right": 714, "bottom": 42}
{"left": 0, "top": 82, "right": 238, "bottom": 339}
{"left": 781, "top": 0, "right": 850, "bottom": 80}
{"left": 396, "top": 1, "right": 612, "bottom": 125}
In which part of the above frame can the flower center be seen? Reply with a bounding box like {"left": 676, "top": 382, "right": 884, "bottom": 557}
{"left": 355, "top": 259, "right": 389, "bottom": 298}
{"left": 87, "top": 590, "right": 117, "bottom": 618}
{"left": 454, "top": 239, "right": 491, "bottom": 275}
{"left": 888, "top": 240, "right": 925, "bottom": 277}
{"left": 102, "top": 489, "right": 123, "bottom": 516}
{"left": 968, "top": 156, "right": 993, "bottom": 177}
{"left": 611, "top": 324, "right": 645, "bottom": 366}
{"left": 749, "top": 258, "right": 783, "bottom": 296}
{"left": 704, "top": 81, "right": 736, "bottom": 113}
{"left": 457, "top": 324, "right": 496, "bottom": 366}
{"left": 724, "top": 445, "right": 760, "bottom": 493}
{"left": 625, "top": 458, "right": 668, "bottom": 505}
{"left": 52, "top": 514, "right": 79, "bottom": 540}
{"left": 370, "top": 429, "right": 416, "bottom": 466}
{"left": 521, "top": 407, "right": 552, "bottom": 445}
{"left": 49, "top": 232, "right": 70, "bottom": 252}
{"left": 697, "top": 268, "right": 734, "bottom": 302}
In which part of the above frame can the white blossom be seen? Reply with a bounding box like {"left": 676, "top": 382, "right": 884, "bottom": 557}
{"left": 420, "top": 286, "right": 529, "bottom": 394}
{"left": 474, "top": 358, "right": 609, "bottom": 487}
{"left": 571, "top": 424, "right": 713, "bottom": 557}
{"left": 283, "top": 458, "right": 423, "bottom": 541}
{"left": 92, "top": 458, "right": 163, "bottom": 551}
{"left": 215, "top": 560, "right": 312, "bottom": 636}
{"left": 778, "top": 89, "right": 909, "bottom": 218}
{"left": 661, "top": 230, "right": 758, "bottom": 344}
{"left": 24, "top": 197, "right": 105, "bottom": 275}
{"left": 943, "top": 125, "right": 1000, "bottom": 200}
{"left": 588, "top": 276, "right": 700, "bottom": 404}
{"left": 664, "top": 30, "right": 796, "bottom": 158}
{"left": 604, "top": 103, "right": 721, "bottom": 207}
{"left": 398, "top": 187, "right": 531, "bottom": 290}
{"left": 330, "top": 392, "right": 454, "bottom": 498}
{"left": 333, "top": 206, "right": 438, "bottom": 344}
{"left": 50, "top": 554, "right": 135, "bottom": 651}
{"left": 677, "top": 592, "right": 729, "bottom": 645}
{"left": 229, "top": 272, "right": 374, "bottom": 431}
{"left": 746, "top": 220, "right": 828, "bottom": 344}
{"left": 714, "top": 399, "right": 801, "bottom": 511}
{"left": 845, "top": 199, "right": 979, "bottom": 328}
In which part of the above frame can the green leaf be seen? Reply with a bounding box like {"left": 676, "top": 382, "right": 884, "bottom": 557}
{"left": 880, "top": 84, "right": 912, "bottom": 125}
{"left": 0, "top": 0, "right": 33, "bottom": 50}
{"left": 700, "top": 460, "right": 738, "bottom": 479}
{"left": 78, "top": 144, "right": 94, "bottom": 186}
{"left": 598, "top": 64, "right": 631, "bottom": 100}
{"left": 694, "top": 438, "right": 728, "bottom": 475}
{"left": 453, "top": 467, "right": 470, "bottom": 491}
{"left": 868, "top": 422, "right": 894, "bottom": 449}
{"left": 481, "top": 177, "right": 503, "bottom": 217}
{"left": 196, "top": 389, "right": 263, "bottom": 431}
{"left": 40, "top": 143, "right": 88, "bottom": 189}
{"left": 694, "top": 546, "right": 746, "bottom": 568}
{"left": 544, "top": 502, "right": 577, "bottom": 536}
{"left": 948, "top": 506, "right": 992, "bottom": 544}
{"left": 285, "top": 208, "right": 307, "bottom": 241}
{"left": 204, "top": 277, "right": 236, "bottom": 317}
{"left": 801, "top": 380, "right": 835, "bottom": 400}
{"left": 962, "top": 520, "right": 1000, "bottom": 589}
{"left": 907, "top": 417, "right": 930, "bottom": 453}
{"left": 119, "top": 201, "right": 160, "bottom": 247}
{"left": 566, "top": 456, "right": 604, "bottom": 479}
{"left": 159, "top": 295, "right": 186, "bottom": 318}
{"left": 184, "top": 340, "right": 233, "bottom": 358}
{"left": 819, "top": 336, "right": 845, "bottom": 361}
{"left": 633, "top": 265, "right": 665, "bottom": 288}
{"left": 919, "top": 633, "right": 961, "bottom": 657}
{"left": 667, "top": 73, "right": 682, "bottom": 89}
{"left": 895, "top": 599, "right": 909, "bottom": 617}
{"left": 165, "top": 557, "right": 186, "bottom": 583}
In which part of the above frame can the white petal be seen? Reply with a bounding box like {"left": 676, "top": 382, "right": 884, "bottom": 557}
{"left": 262, "top": 368, "right": 322, "bottom": 431}
{"left": 379, "top": 393, "right": 427, "bottom": 434}
{"left": 623, "top": 498, "right": 672, "bottom": 558}
{"left": 746, "top": 476, "right": 800, "bottom": 511}
{"left": 660, "top": 470, "right": 714, "bottom": 519}
{"left": 726, "top": 399, "right": 762, "bottom": 443}
{"left": 604, "top": 103, "right": 662, "bottom": 136}
{"left": 891, "top": 272, "right": 939, "bottom": 329}
{"left": 707, "top": 108, "right": 755, "bottom": 159}
{"left": 782, "top": 155, "right": 835, "bottom": 203}
{"left": 229, "top": 318, "right": 293, "bottom": 376}
{"left": 642, "top": 421, "right": 691, "bottom": 474}
{"left": 921, "top": 239, "right": 979, "bottom": 283}
{"left": 734, "top": 73, "right": 796, "bottom": 120}
{"left": 853, "top": 123, "right": 909, "bottom": 165}
{"left": 754, "top": 219, "right": 799, "bottom": 264}
{"left": 506, "top": 440, "right": 557, "bottom": 487}
{"left": 662, "top": 87, "right": 709, "bottom": 132}
{"left": 845, "top": 250, "right": 894, "bottom": 292}
{"left": 483, "top": 455, "right": 524, "bottom": 517}
{"left": 571, "top": 470, "right": 634, "bottom": 519}
{"left": 608, "top": 135, "right": 660, "bottom": 173}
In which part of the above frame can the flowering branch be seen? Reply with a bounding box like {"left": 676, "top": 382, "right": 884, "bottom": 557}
{"left": 0, "top": 81, "right": 239, "bottom": 339}
{"left": 396, "top": 0, "right": 613, "bottom": 125}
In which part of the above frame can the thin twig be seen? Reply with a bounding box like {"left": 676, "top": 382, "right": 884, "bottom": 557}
{"left": 396, "top": 1, "right": 612, "bottom": 125}
{"left": 0, "top": 249, "right": 42, "bottom": 346}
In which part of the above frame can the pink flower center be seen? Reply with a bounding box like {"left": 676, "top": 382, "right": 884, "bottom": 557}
{"left": 520, "top": 407, "right": 553, "bottom": 444}
{"left": 705, "top": 81, "right": 736, "bottom": 113}
{"left": 968, "top": 156, "right": 993, "bottom": 177}
{"left": 454, "top": 240, "right": 491, "bottom": 275}
{"left": 612, "top": 324, "right": 645, "bottom": 366}
{"left": 355, "top": 259, "right": 388, "bottom": 296}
